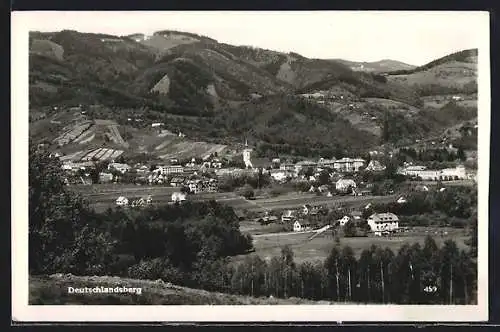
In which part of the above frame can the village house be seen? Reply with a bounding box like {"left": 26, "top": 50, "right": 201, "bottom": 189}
{"left": 414, "top": 184, "right": 430, "bottom": 192}
{"left": 293, "top": 220, "right": 312, "bottom": 232}
{"left": 255, "top": 211, "right": 279, "bottom": 224}
{"left": 157, "top": 164, "right": 184, "bottom": 175}
{"left": 270, "top": 170, "right": 289, "bottom": 182}
{"left": 295, "top": 160, "right": 317, "bottom": 174}
{"left": 115, "top": 196, "right": 129, "bottom": 206}
{"left": 317, "top": 158, "right": 336, "bottom": 169}
{"left": 99, "top": 172, "right": 114, "bottom": 183}
{"left": 281, "top": 210, "right": 297, "bottom": 223}
{"left": 365, "top": 159, "right": 386, "bottom": 172}
{"left": 188, "top": 179, "right": 203, "bottom": 194}
{"left": 171, "top": 192, "right": 187, "bottom": 202}
{"left": 338, "top": 215, "right": 351, "bottom": 226}
{"left": 336, "top": 179, "right": 357, "bottom": 193}
{"left": 333, "top": 158, "right": 366, "bottom": 173}
{"left": 108, "top": 162, "right": 131, "bottom": 174}
{"left": 351, "top": 210, "right": 363, "bottom": 220}
{"left": 367, "top": 213, "right": 399, "bottom": 236}
{"left": 203, "top": 178, "right": 219, "bottom": 192}
{"left": 170, "top": 177, "right": 185, "bottom": 187}
{"left": 280, "top": 163, "right": 296, "bottom": 172}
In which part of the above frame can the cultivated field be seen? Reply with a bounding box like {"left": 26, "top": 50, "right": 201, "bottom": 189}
{"left": 251, "top": 193, "right": 398, "bottom": 212}
{"left": 232, "top": 227, "right": 469, "bottom": 264}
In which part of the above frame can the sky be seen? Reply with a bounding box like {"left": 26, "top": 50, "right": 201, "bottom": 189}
{"left": 14, "top": 11, "right": 489, "bottom": 66}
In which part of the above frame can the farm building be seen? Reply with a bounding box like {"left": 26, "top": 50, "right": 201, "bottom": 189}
{"left": 171, "top": 192, "right": 187, "bottom": 202}
{"left": 255, "top": 212, "right": 279, "bottom": 224}
{"left": 116, "top": 196, "right": 129, "bottom": 206}
{"left": 293, "top": 220, "right": 312, "bottom": 232}
{"left": 281, "top": 210, "right": 298, "bottom": 223}
{"left": 351, "top": 211, "right": 363, "bottom": 220}
{"left": 414, "top": 185, "right": 430, "bottom": 192}
{"left": 336, "top": 179, "right": 357, "bottom": 193}
{"left": 367, "top": 213, "right": 399, "bottom": 236}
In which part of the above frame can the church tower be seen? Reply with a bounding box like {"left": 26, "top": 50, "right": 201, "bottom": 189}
{"left": 242, "top": 139, "right": 253, "bottom": 169}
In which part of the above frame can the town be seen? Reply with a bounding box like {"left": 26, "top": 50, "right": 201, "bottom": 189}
{"left": 52, "top": 133, "right": 476, "bottom": 240}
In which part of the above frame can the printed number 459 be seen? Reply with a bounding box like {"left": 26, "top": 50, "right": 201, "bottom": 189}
{"left": 424, "top": 286, "right": 438, "bottom": 293}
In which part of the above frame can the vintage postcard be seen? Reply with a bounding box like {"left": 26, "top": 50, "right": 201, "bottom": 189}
{"left": 12, "top": 10, "right": 490, "bottom": 322}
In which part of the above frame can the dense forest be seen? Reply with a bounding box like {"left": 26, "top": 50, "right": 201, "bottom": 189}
{"left": 29, "top": 145, "right": 477, "bottom": 304}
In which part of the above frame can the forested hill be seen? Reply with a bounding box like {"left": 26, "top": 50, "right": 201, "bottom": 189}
{"left": 29, "top": 30, "right": 478, "bottom": 157}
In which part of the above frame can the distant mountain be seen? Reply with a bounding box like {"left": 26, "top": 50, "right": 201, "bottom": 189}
{"left": 333, "top": 59, "right": 416, "bottom": 73}
{"left": 28, "top": 29, "right": 478, "bottom": 158}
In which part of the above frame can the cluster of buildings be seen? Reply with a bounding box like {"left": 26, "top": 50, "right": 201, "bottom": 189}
{"left": 397, "top": 164, "right": 469, "bottom": 181}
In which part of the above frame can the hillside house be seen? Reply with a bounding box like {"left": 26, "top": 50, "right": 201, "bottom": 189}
{"left": 115, "top": 196, "right": 129, "bottom": 206}
{"left": 302, "top": 204, "right": 313, "bottom": 215}
{"left": 108, "top": 163, "right": 131, "bottom": 174}
{"left": 281, "top": 210, "right": 297, "bottom": 223}
{"left": 171, "top": 192, "right": 187, "bottom": 202}
{"left": 333, "top": 158, "right": 366, "bottom": 173}
{"left": 293, "top": 220, "right": 312, "bottom": 232}
{"left": 365, "top": 160, "right": 386, "bottom": 172}
{"left": 367, "top": 213, "right": 399, "bottom": 236}
{"left": 336, "top": 179, "right": 357, "bottom": 193}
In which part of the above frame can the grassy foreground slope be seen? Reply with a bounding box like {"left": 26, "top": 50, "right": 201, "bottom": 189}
{"left": 30, "top": 275, "right": 332, "bottom": 305}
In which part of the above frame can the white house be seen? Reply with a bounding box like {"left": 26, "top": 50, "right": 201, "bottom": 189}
{"left": 157, "top": 165, "right": 184, "bottom": 175}
{"left": 338, "top": 215, "right": 351, "bottom": 226}
{"left": 336, "top": 179, "right": 357, "bottom": 193}
{"left": 171, "top": 192, "right": 187, "bottom": 202}
{"left": 116, "top": 196, "right": 129, "bottom": 206}
{"left": 108, "top": 163, "right": 131, "bottom": 174}
{"left": 293, "top": 220, "right": 311, "bottom": 232}
{"left": 367, "top": 213, "right": 399, "bottom": 236}
{"left": 333, "top": 158, "right": 366, "bottom": 173}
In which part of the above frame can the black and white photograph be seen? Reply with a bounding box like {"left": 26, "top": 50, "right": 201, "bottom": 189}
{"left": 12, "top": 10, "right": 490, "bottom": 322}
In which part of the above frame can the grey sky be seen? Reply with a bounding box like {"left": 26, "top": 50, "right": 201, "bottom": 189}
{"left": 17, "top": 11, "right": 488, "bottom": 66}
